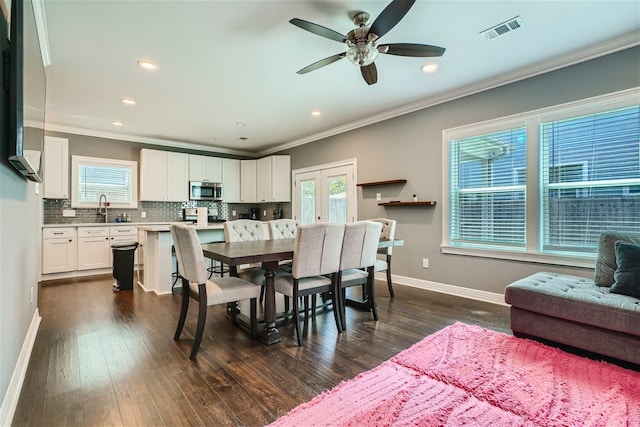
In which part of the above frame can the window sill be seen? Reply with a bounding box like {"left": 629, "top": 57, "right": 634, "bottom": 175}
{"left": 440, "top": 245, "right": 595, "bottom": 269}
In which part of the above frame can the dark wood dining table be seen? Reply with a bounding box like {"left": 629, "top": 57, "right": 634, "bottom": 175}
{"left": 201, "top": 237, "right": 404, "bottom": 345}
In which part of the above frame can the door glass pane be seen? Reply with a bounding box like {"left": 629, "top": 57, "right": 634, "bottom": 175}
{"left": 300, "top": 179, "right": 316, "bottom": 224}
{"left": 327, "top": 174, "right": 347, "bottom": 223}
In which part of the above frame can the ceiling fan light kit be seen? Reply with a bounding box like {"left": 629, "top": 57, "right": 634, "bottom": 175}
{"left": 290, "top": 0, "right": 445, "bottom": 85}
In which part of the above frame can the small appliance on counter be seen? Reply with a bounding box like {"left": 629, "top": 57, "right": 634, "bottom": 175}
{"left": 250, "top": 208, "right": 260, "bottom": 220}
{"left": 182, "top": 207, "right": 225, "bottom": 223}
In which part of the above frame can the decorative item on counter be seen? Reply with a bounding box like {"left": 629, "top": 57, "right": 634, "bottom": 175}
{"left": 413, "top": 194, "right": 418, "bottom": 202}
{"left": 197, "top": 207, "right": 208, "bottom": 226}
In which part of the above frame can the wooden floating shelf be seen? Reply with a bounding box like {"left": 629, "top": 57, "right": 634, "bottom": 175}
{"left": 357, "top": 179, "right": 407, "bottom": 187}
{"left": 378, "top": 201, "right": 437, "bottom": 207}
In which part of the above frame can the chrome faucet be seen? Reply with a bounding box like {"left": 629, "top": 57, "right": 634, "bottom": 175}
{"left": 98, "top": 194, "right": 108, "bottom": 223}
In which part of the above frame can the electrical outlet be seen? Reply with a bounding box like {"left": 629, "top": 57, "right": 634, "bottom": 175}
{"left": 263, "top": 210, "right": 267, "bottom": 217}
{"left": 232, "top": 210, "right": 237, "bottom": 217}
{"left": 141, "top": 211, "right": 146, "bottom": 218}
{"left": 422, "top": 258, "right": 429, "bottom": 269}
{"left": 62, "top": 209, "right": 76, "bottom": 217}
{"left": 376, "top": 193, "right": 381, "bottom": 201}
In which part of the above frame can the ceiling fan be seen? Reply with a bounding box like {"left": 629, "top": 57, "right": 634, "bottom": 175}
{"left": 290, "top": 0, "right": 446, "bottom": 85}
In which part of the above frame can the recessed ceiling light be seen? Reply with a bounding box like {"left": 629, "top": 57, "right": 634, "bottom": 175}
{"left": 236, "top": 122, "right": 246, "bottom": 127}
{"left": 121, "top": 98, "right": 136, "bottom": 105}
{"left": 137, "top": 60, "right": 158, "bottom": 70}
{"left": 208, "top": 137, "right": 217, "bottom": 142}
{"left": 310, "top": 110, "right": 321, "bottom": 116}
{"left": 111, "top": 121, "right": 124, "bottom": 126}
{"left": 421, "top": 63, "right": 438, "bottom": 73}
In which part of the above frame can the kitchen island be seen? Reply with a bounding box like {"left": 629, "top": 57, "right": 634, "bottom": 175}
{"left": 137, "top": 223, "right": 225, "bottom": 295}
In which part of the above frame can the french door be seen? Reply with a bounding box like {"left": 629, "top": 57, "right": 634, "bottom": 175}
{"left": 292, "top": 161, "right": 357, "bottom": 224}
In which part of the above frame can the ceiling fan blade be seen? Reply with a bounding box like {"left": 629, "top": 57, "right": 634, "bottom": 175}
{"left": 360, "top": 63, "right": 378, "bottom": 85}
{"left": 289, "top": 18, "right": 347, "bottom": 43}
{"left": 378, "top": 43, "right": 446, "bottom": 57}
{"left": 297, "top": 53, "right": 346, "bottom": 74}
{"left": 367, "top": 0, "right": 416, "bottom": 40}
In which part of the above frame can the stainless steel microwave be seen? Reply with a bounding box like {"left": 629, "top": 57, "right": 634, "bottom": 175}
{"left": 189, "top": 181, "right": 222, "bottom": 201}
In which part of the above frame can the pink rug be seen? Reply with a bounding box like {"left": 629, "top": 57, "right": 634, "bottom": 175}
{"left": 270, "top": 322, "right": 640, "bottom": 427}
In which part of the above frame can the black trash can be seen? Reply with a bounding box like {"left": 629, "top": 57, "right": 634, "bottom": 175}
{"left": 111, "top": 241, "right": 139, "bottom": 291}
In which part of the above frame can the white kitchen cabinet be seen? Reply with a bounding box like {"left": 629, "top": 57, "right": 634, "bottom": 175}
{"left": 240, "top": 159, "right": 257, "bottom": 203}
{"left": 77, "top": 227, "right": 111, "bottom": 270}
{"left": 256, "top": 155, "right": 291, "bottom": 202}
{"left": 43, "top": 136, "right": 69, "bottom": 199}
{"left": 189, "top": 154, "right": 222, "bottom": 183}
{"left": 42, "top": 227, "right": 77, "bottom": 274}
{"left": 109, "top": 225, "right": 138, "bottom": 266}
{"left": 140, "top": 149, "right": 189, "bottom": 201}
{"left": 222, "top": 158, "right": 240, "bottom": 203}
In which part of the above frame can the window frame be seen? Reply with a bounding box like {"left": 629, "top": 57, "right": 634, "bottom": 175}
{"left": 442, "top": 87, "right": 639, "bottom": 268}
{"left": 71, "top": 155, "right": 138, "bottom": 209}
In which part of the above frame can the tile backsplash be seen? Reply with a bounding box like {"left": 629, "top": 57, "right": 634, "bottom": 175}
{"left": 43, "top": 199, "right": 292, "bottom": 224}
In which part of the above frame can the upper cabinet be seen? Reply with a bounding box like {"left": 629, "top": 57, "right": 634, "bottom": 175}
{"left": 222, "top": 158, "right": 241, "bottom": 203}
{"left": 189, "top": 154, "right": 222, "bottom": 183}
{"left": 43, "top": 136, "right": 69, "bottom": 199}
{"left": 140, "top": 149, "right": 189, "bottom": 201}
{"left": 256, "top": 155, "right": 291, "bottom": 202}
{"left": 240, "top": 159, "right": 257, "bottom": 203}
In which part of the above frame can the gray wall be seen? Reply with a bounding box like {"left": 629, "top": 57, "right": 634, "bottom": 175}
{"left": 0, "top": 7, "right": 41, "bottom": 417}
{"left": 279, "top": 47, "right": 640, "bottom": 295}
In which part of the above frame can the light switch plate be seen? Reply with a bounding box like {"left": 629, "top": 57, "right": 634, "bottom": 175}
{"left": 62, "top": 209, "right": 76, "bottom": 217}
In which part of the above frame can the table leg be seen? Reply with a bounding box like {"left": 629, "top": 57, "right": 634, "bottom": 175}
{"left": 260, "top": 261, "right": 282, "bottom": 345}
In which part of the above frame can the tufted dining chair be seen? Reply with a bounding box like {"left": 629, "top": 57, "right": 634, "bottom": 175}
{"left": 223, "top": 219, "right": 270, "bottom": 300}
{"left": 336, "top": 221, "right": 383, "bottom": 331}
{"left": 170, "top": 224, "right": 261, "bottom": 359}
{"left": 370, "top": 218, "right": 397, "bottom": 297}
{"left": 273, "top": 222, "right": 345, "bottom": 345}
{"left": 268, "top": 219, "right": 298, "bottom": 240}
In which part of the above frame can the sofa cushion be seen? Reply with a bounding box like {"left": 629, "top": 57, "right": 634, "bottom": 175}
{"left": 505, "top": 272, "right": 640, "bottom": 336}
{"left": 611, "top": 241, "right": 640, "bottom": 298}
{"left": 594, "top": 231, "right": 640, "bottom": 287}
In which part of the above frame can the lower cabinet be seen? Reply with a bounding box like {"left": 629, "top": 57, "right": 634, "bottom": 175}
{"left": 43, "top": 225, "right": 139, "bottom": 276}
{"left": 77, "top": 227, "right": 111, "bottom": 270}
{"left": 42, "top": 228, "right": 77, "bottom": 274}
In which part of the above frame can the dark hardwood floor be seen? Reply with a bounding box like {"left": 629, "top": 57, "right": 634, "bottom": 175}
{"left": 13, "top": 275, "right": 510, "bottom": 426}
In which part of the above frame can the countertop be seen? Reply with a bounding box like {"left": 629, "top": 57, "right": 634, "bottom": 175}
{"left": 43, "top": 221, "right": 226, "bottom": 230}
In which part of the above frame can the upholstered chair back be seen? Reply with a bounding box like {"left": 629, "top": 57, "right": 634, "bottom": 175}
{"left": 224, "top": 220, "right": 268, "bottom": 242}
{"left": 269, "top": 219, "right": 298, "bottom": 239}
{"left": 370, "top": 218, "right": 396, "bottom": 255}
{"left": 340, "top": 221, "right": 383, "bottom": 271}
{"left": 292, "top": 223, "right": 345, "bottom": 279}
{"left": 170, "top": 224, "right": 208, "bottom": 285}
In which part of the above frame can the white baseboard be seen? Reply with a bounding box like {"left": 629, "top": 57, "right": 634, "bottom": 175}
{"left": 0, "top": 309, "right": 41, "bottom": 427}
{"left": 376, "top": 273, "right": 508, "bottom": 306}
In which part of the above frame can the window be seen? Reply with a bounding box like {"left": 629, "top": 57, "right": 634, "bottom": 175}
{"left": 540, "top": 105, "right": 640, "bottom": 254}
{"left": 71, "top": 156, "right": 138, "bottom": 208}
{"left": 443, "top": 89, "right": 640, "bottom": 266}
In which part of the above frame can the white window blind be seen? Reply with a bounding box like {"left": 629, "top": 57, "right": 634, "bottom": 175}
{"left": 450, "top": 126, "right": 527, "bottom": 249}
{"left": 540, "top": 105, "right": 640, "bottom": 254}
{"left": 71, "top": 156, "right": 138, "bottom": 208}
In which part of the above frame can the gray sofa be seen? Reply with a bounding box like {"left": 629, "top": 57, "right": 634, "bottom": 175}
{"left": 504, "top": 232, "right": 640, "bottom": 365}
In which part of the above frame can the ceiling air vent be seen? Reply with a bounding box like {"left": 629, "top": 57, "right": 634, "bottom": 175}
{"left": 480, "top": 16, "right": 525, "bottom": 40}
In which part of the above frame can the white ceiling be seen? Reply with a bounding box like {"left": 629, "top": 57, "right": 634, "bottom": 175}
{"left": 34, "top": 1, "right": 640, "bottom": 156}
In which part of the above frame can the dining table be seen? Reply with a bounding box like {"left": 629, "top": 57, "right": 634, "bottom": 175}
{"left": 201, "top": 237, "right": 404, "bottom": 345}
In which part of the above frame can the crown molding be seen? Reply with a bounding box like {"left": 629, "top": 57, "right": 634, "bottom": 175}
{"left": 44, "top": 123, "right": 258, "bottom": 157}
{"left": 259, "top": 31, "right": 640, "bottom": 157}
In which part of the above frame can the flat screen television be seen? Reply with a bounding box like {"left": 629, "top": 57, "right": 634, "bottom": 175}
{"left": 5, "top": 0, "right": 46, "bottom": 182}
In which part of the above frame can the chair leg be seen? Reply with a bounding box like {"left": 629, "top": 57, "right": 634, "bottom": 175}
{"left": 284, "top": 296, "right": 290, "bottom": 316}
{"left": 333, "top": 273, "right": 344, "bottom": 333}
{"left": 367, "top": 267, "right": 379, "bottom": 321}
{"left": 174, "top": 278, "right": 190, "bottom": 340}
{"left": 250, "top": 298, "right": 257, "bottom": 338}
{"left": 303, "top": 296, "right": 310, "bottom": 331}
{"left": 259, "top": 285, "right": 265, "bottom": 303}
{"left": 311, "top": 294, "right": 317, "bottom": 320}
{"left": 293, "top": 291, "right": 302, "bottom": 346}
{"left": 386, "top": 255, "right": 394, "bottom": 298}
{"left": 190, "top": 284, "right": 208, "bottom": 359}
